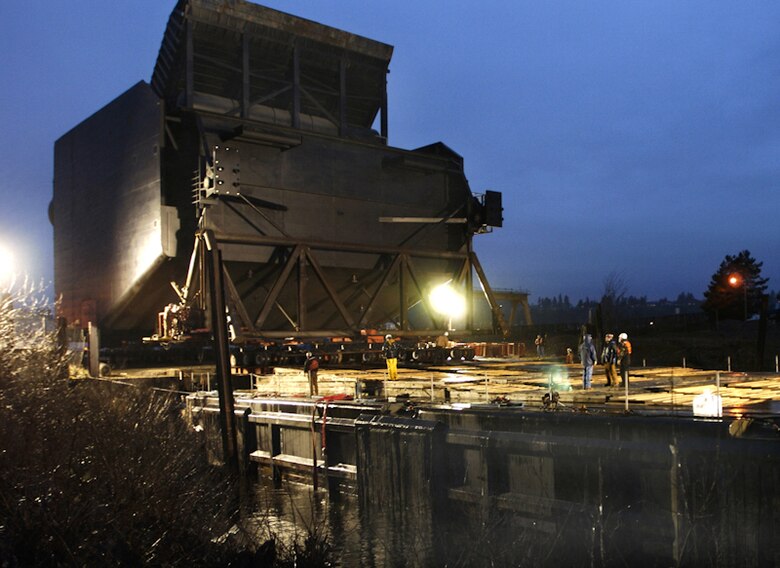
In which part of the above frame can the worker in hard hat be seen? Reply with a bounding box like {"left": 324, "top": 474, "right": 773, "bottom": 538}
{"left": 304, "top": 351, "right": 319, "bottom": 396}
{"left": 382, "top": 334, "right": 401, "bottom": 380}
{"left": 617, "top": 332, "right": 632, "bottom": 387}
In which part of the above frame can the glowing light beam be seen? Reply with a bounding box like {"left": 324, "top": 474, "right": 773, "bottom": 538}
{"left": 0, "top": 244, "right": 16, "bottom": 290}
{"left": 429, "top": 282, "right": 466, "bottom": 319}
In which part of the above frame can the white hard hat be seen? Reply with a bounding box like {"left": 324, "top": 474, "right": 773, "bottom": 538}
{"left": 385, "top": 334, "right": 392, "bottom": 339}
{"left": 618, "top": 333, "right": 628, "bottom": 341}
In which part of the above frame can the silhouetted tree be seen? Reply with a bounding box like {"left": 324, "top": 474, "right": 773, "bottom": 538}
{"left": 600, "top": 271, "right": 629, "bottom": 331}
{"left": 676, "top": 292, "right": 698, "bottom": 304}
{"left": 702, "top": 250, "right": 768, "bottom": 320}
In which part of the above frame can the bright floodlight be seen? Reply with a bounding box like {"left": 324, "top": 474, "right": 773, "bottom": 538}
{"left": 429, "top": 282, "right": 466, "bottom": 318}
{"left": 0, "top": 244, "right": 15, "bottom": 289}
{"left": 728, "top": 274, "right": 741, "bottom": 287}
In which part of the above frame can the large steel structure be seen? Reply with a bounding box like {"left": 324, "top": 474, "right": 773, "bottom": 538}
{"left": 52, "top": 0, "right": 507, "bottom": 342}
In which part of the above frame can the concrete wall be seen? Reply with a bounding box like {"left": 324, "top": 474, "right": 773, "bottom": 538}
{"left": 187, "top": 394, "right": 780, "bottom": 566}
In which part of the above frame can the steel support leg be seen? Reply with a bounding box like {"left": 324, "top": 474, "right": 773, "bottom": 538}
{"left": 205, "top": 232, "right": 239, "bottom": 472}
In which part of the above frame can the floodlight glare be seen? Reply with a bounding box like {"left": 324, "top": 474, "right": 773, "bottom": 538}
{"left": 429, "top": 282, "right": 466, "bottom": 318}
{"left": 0, "top": 244, "right": 15, "bottom": 290}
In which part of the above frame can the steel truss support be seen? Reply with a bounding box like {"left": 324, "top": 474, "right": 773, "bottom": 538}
{"left": 470, "top": 251, "right": 509, "bottom": 336}
{"left": 203, "top": 230, "right": 238, "bottom": 472}
{"left": 190, "top": 231, "right": 507, "bottom": 338}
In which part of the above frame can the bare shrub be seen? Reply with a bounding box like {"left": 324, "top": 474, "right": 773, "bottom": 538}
{"left": 0, "top": 283, "right": 240, "bottom": 565}
{"left": 0, "top": 282, "right": 334, "bottom": 566}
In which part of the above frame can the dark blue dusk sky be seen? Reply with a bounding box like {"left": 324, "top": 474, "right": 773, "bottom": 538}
{"left": 1, "top": 1, "right": 778, "bottom": 302}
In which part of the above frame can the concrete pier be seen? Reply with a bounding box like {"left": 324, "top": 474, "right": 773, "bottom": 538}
{"left": 186, "top": 362, "right": 780, "bottom": 566}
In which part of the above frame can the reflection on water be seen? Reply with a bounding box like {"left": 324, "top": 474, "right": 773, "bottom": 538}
{"left": 248, "top": 481, "right": 444, "bottom": 567}
{"left": 246, "top": 480, "right": 554, "bottom": 568}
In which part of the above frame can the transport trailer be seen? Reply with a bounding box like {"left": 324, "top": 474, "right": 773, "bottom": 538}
{"left": 130, "top": 331, "right": 476, "bottom": 372}
{"left": 225, "top": 335, "right": 477, "bottom": 372}
{"left": 90, "top": 314, "right": 478, "bottom": 373}
{"left": 51, "top": 0, "right": 510, "bottom": 362}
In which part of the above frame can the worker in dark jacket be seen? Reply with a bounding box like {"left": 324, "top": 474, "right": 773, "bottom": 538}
{"left": 304, "top": 352, "right": 319, "bottom": 396}
{"left": 382, "top": 334, "right": 401, "bottom": 380}
{"left": 579, "top": 333, "right": 598, "bottom": 389}
{"left": 601, "top": 333, "right": 618, "bottom": 387}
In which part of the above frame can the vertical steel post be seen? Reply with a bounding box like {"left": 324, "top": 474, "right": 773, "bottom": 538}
{"left": 466, "top": 240, "right": 474, "bottom": 331}
{"left": 185, "top": 19, "right": 194, "bottom": 108}
{"left": 197, "top": 233, "right": 207, "bottom": 313}
{"left": 400, "top": 255, "right": 408, "bottom": 330}
{"left": 339, "top": 57, "right": 348, "bottom": 137}
{"left": 205, "top": 232, "right": 238, "bottom": 472}
{"left": 87, "top": 322, "right": 100, "bottom": 378}
{"left": 297, "top": 251, "right": 307, "bottom": 331}
{"left": 242, "top": 33, "right": 251, "bottom": 118}
{"left": 292, "top": 43, "right": 301, "bottom": 129}
{"left": 380, "top": 66, "right": 389, "bottom": 139}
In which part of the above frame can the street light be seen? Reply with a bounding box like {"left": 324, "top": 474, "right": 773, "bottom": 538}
{"left": 728, "top": 272, "right": 747, "bottom": 320}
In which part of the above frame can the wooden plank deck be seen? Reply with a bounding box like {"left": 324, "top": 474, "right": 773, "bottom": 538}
{"left": 121, "top": 358, "right": 780, "bottom": 415}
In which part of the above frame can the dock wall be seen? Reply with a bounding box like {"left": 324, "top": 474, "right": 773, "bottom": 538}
{"left": 187, "top": 393, "right": 779, "bottom": 566}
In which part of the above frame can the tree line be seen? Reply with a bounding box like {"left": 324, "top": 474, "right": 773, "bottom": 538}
{"left": 534, "top": 292, "right": 700, "bottom": 311}
{"left": 532, "top": 250, "right": 777, "bottom": 323}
